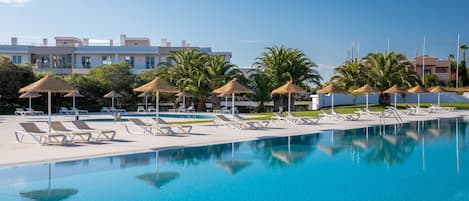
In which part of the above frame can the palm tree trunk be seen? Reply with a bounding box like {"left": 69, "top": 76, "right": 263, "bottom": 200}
{"left": 378, "top": 93, "right": 390, "bottom": 105}
{"left": 196, "top": 97, "right": 206, "bottom": 112}
{"left": 211, "top": 95, "right": 221, "bottom": 110}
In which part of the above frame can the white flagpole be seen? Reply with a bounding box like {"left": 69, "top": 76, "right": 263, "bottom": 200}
{"left": 422, "top": 36, "right": 426, "bottom": 84}
{"left": 387, "top": 38, "right": 390, "bottom": 53}
{"left": 456, "top": 33, "right": 460, "bottom": 88}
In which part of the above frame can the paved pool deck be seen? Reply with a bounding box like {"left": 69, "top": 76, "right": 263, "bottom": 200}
{"left": 0, "top": 110, "right": 467, "bottom": 167}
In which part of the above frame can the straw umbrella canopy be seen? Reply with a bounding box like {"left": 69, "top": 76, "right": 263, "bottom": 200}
{"left": 176, "top": 91, "right": 192, "bottom": 108}
{"left": 271, "top": 80, "right": 307, "bottom": 115}
{"left": 103, "top": 90, "right": 122, "bottom": 109}
{"left": 316, "top": 83, "right": 347, "bottom": 112}
{"left": 19, "top": 74, "right": 75, "bottom": 134}
{"left": 138, "top": 92, "right": 151, "bottom": 111}
{"left": 383, "top": 84, "right": 405, "bottom": 108}
{"left": 64, "top": 90, "right": 84, "bottom": 110}
{"left": 407, "top": 85, "right": 429, "bottom": 108}
{"left": 19, "top": 91, "right": 41, "bottom": 110}
{"left": 213, "top": 79, "right": 254, "bottom": 119}
{"left": 353, "top": 84, "right": 380, "bottom": 112}
{"left": 428, "top": 86, "right": 449, "bottom": 107}
{"left": 133, "top": 77, "right": 178, "bottom": 125}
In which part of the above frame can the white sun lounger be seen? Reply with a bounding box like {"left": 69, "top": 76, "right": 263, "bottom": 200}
{"left": 287, "top": 113, "right": 320, "bottom": 125}
{"left": 152, "top": 117, "right": 192, "bottom": 135}
{"left": 49, "top": 121, "right": 92, "bottom": 143}
{"left": 213, "top": 114, "right": 256, "bottom": 129}
{"left": 125, "top": 118, "right": 172, "bottom": 136}
{"left": 234, "top": 114, "right": 270, "bottom": 128}
{"left": 71, "top": 120, "right": 116, "bottom": 141}
{"left": 15, "top": 108, "right": 33, "bottom": 116}
{"left": 15, "top": 123, "right": 67, "bottom": 145}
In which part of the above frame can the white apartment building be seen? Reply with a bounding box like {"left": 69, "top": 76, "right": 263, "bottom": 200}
{"left": 0, "top": 34, "right": 231, "bottom": 74}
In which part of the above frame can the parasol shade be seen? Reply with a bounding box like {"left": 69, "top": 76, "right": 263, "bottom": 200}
{"left": 212, "top": 79, "right": 254, "bottom": 94}
{"left": 428, "top": 86, "right": 447, "bottom": 93}
{"left": 19, "top": 92, "right": 41, "bottom": 99}
{"left": 103, "top": 90, "right": 122, "bottom": 98}
{"left": 352, "top": 84, "right": 380, "bottom": 94}
{"left": 64, "top": 90, "right": 84, "bottom": 98}
{"left": 407, "top": 85, "right": 429, "bottom": 93}
{"left": 316, "top": 83, "right": 346, "bottom": 94}
{"left": 19, "top": 74, "right": 75, "bottom": 93}
{"left": 133, "top": 77, "right": 178, "bottom": 93}
{"left": 383, "top": 84, "right": 405, "bottom": 94}
{"left": 271, "top": 81, "right": 306, "bottom": 95}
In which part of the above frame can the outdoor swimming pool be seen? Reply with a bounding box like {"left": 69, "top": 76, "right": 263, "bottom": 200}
{"left": 0, "top": 117, "right": 468, "bottom": 201}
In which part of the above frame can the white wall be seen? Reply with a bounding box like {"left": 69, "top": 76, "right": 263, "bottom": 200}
{"left": 318, "top": 92, "right": 469, "bottom": 108}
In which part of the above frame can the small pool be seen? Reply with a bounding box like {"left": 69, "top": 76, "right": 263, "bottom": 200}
{"left": 1, "top": 117, "right": 468, "bottom": 201}
{"left": 123, "top": 113, "right": 215, "bottom": 119}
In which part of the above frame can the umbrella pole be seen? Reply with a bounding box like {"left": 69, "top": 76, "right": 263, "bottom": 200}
{"left": 112, "top": 96, "right": 114, "bottom": 108}
{"left": 231, "top": 142, "right": 234, "bottom": 160}
{"left": 48, "top": 91, "right": 51, "bottom": 135}
{"left": 183, "top": 95, "right": 186, "bottom": 108}
{"left": 73, "top": 96, "right": 76, "bottom": 109}
{"left": 225, "top": 96, "right": 228, "bottom": 108}
{"left": 29, "top": 97, "right": 32, "bottom": 110}
{"left": 156, "top": 91, "right": 159, "bottom": 126}
{"left": 437, "top": 93, "right": 440, "bottom": 107}
{"left": 417, "top": 93, "right": 420, "bottom": 109}
{"left": 394, "top": 93, "right": 397, "bottom": 108}
{"left": 145, "top": 95, "right": 148, "bottom": 111}
{"left": 232, "top": 92, "right": 235, "bottom": 120}
{"left": 331, "top": 93, "right": 334, "bottom": 113}
{"left": 288, "top": 92, "right": 291, "bottom": 115}
{"left": 366, "top": 93, "right": 369, "bottom": 112}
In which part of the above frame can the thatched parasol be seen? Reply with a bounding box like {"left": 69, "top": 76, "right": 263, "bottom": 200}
{"left": 64, "top": 90, "right": 84, "bottom": 110}
{"left": 19, "top": 91, "right": 41, "bottom": 110}
{"left": 352, "top": 84, "right": 380, "bottom": 112}
{"left": 428, "top": 86, "right": 449, "bottom": 107}
{"left": 138, "top": 92, "right": 151, "bottom": 111}
{"left": 408, "top": 85, "right": 429, "bottom": 108}
{"left": 103, "top": 90, "right": 122, "bottom": 109}
{"left": 271, "top": 81, "right": 307, "bottom": 114}
{"left": 383, "top": 84, "right": 405, "bottom": 108}
{"left": 134, "top": 77, "right": 178, "bottom": 125}
{"left": 176, "top": 91, "right": 193, "bottom": 108}
{"left": 316, "top": 83, "right": 346, "bottom": 112}
{"left": 213, "top": 79, "right": 254, "bottom": 119}
{"left": 19, "top": 74, "right": 75, "bottom": 134}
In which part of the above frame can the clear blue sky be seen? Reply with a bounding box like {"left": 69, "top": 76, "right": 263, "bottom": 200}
{"left": 1, "top": 0, "right": 468, "bottom": 80}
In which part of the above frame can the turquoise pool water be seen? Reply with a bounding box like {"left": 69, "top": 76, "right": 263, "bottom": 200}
{"left": 84, "top": 113, "right": 214, "bottom": 122}
{"left": 1, "top": 117, "right": 468, "bottom": 201}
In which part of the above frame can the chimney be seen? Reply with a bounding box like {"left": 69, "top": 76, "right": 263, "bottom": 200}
{"left": 109, "top": 40, "right": 113, "bottom": 46}
{"left": 42, "top": 38, "right": 48, "bottom": 46}
{"left": 11, "top": 37, "right": 17, "bottom": 46}
{"left": 83, "top": 38, "right": 89, "bottom": 46}
{"left": 160, "top": 38, "right": 167, "bottom": 47}
{"left": 181, "top": 40, "right": 186, "bottom": 47}
{"left": 415, "top": 49, "right": 418, "bottom": 58}
{"left": 120, "top": 34, "right": 126, "bottom": 46}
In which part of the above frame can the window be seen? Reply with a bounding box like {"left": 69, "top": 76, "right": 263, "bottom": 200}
{"left": 424, "top": 69, "right": 432, "bottom": 75}
{"left": 12, "top": 56, "right": 22, "bottom": 64}
{"left": 102, "top": 56, "right": 113, "bottom": 65}
{"left": 125, "top": 56, "right": 134, "bottom": 68}
{"left": 145, "top": 56, "right": 155, "bottom": 68}
{"left": 435, "top": 67, "right": 448, "bottom": 73}
{"left": 81, "top": 56, "right": 91, "bottom": 68}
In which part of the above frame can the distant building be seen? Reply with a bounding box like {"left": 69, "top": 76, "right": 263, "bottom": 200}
{"left": 0, "top": 34, "right": 231, "bottom": 74}
{"left": 410, "top": 51, "right": 451, "bottom": 83}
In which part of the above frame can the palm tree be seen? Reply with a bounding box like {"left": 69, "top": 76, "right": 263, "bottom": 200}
{"left": 159, "top": 49, "right": 210, "bottom": 111}
{"left": 460, "top": 44, "right": 467, "bottom": 62}
{"left": 331, "top": 60, "right": 365, "bottom": 92}
{"left": 253, "top": 46, "right": 321, "bottom": 111}
{"left": 249, "top": 69, "right": 272, "bottom": 112}
{"left": 205, "top": 55, "right": 244, "bottom": 110}
{"left": 362, "top": 52, "right": 420, "bottom": 105}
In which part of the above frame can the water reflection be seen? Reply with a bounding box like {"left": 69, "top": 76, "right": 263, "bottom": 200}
{"left": 214, "top": 142, "right": 252, "bottom": 175}
{"left": 19, "top": 163, "right": 78, "bottom": 201}
{"left": 135, "top": 151, "right": 180, "bottom": 189}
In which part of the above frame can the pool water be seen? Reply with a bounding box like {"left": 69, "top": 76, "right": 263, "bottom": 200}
{"left": 1, "top": 117, "right": 468, "bottom": 201}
